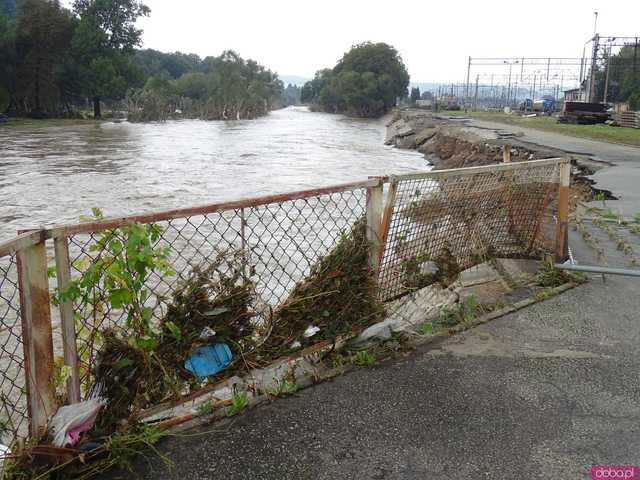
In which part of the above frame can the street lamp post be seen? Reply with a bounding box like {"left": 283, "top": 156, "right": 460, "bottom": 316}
{"left": 504, "top": 60, "right": 519, "bottom": 108}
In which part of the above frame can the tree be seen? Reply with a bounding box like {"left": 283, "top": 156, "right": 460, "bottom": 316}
{"left": 126, "top": 50, "right": 283, "bottom": 122}
{"left": 13, "top": 0, "right": 74, "bottom": 116}
{"left": 0, "top": 0, "right": 16, "bottom": 17}
{"left": 592, "top": 44, "right": 640, "bottom": 106}
{"left": 281, "top": 83, "right": 301, "bottom": 106}
{"left": 302, "top": 42, "right": 410, "bottom": 118}
{"left": 333, "top": 42, "right": 409, "bottom": 109}
{"left": 301, "top": 69, "right": 333, "bottom": 104}
{"left": 0, "top": 11, "right": 15, "bottom": 111}
{"left": 72, "top": 0, "right": 150, "bottom": 117}
{"left": 409, "top": 86, "right": 420, "bottom": 105}
{"left": 134, "top": 49, "right": 201, "bottom": 81}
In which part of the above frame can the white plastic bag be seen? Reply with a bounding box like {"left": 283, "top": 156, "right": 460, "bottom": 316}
{"left": 50, "top": 398, "right": 106, "bottom": 447}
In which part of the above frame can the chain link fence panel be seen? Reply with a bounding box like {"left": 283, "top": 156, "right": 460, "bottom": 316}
{"left": 64, "top": 187, "right": 367, "bottom": 395}
{"left": 378, "top": 160, "right": 562, "bottom": 300}
{"left": 0, "top": 253, "right": 29, "bottom": 445}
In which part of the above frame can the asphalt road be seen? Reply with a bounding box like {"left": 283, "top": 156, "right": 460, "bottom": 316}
{"left": 104, "top": 125, "right": 640, "bottom": 480}
{"left": 470, "top": 119, "right": 640, "bottom": 215}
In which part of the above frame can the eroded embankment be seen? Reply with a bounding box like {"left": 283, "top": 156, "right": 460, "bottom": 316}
{"left": 386, "top": 109, "right": 611, "bottom": 210}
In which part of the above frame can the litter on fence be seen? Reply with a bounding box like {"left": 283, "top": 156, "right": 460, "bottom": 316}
{"left": 50, "top": 398, "right": 106, "bottom": 447}
{"left": 185, "top": 344, "right": 233, "bottom": 378}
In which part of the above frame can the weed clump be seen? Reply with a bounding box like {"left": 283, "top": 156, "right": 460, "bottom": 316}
{"left": 260, "top": 218, "right": 385, "bottom": 357}
{"left": 440, "top": 296, "right": 480, "bottom": 327}
{"left": 536, "top": 258, "right": 585, "bottom": 287}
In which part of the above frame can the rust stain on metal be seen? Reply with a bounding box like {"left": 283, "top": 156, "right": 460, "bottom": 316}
{"left": 46, "top": 179, "right": 379, "bottom": 238}
{"left": 378, "top": 179, "right": 398, "bottom": 266}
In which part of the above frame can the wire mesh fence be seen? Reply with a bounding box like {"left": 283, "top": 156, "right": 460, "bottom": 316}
{"left": 378, "top": 160, "right": 562, "bottom": 300}
{"left": 0, "top": 252, "right": 29, "bottom": 446}
{"left": 0, "top": 159, "right": 567, "bottom": 442}
{"left": 63, "top": 186, "right": 368, "bottom": 395}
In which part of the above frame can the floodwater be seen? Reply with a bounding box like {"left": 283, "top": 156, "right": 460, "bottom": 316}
{"left": 0, "top": 106, "right": 429, "bottom": 242}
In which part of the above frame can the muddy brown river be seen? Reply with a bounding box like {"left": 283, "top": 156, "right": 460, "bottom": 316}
{"left": 0, "top": 106, "right": 429, "bottom": 242}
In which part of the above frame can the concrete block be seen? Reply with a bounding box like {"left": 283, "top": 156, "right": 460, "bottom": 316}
{"left": 495, "top": 258, "right": 540, "bottom": 285}
{"left": 457, "top": 262, "right": 501, "bottom": 287}
{"left": 352, "top": 285, "right": 457, "bottom": 346}
{"left": 456, "top": 280, "right": 510, "bottom": 307}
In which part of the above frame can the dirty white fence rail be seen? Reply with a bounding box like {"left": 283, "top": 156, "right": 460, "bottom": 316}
{"left": 0, "top": 158, "right": 569, "bottom": 445}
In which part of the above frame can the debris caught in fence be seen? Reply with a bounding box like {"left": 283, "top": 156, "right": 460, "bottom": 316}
{"left": 259, "top": 218, "right": 385, "bottom": 359}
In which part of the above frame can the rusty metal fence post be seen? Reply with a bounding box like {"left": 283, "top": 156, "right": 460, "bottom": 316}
{"left": 16, "top": 234, "right": 57, "bottom": 436}
{"left": 54, "top": 236, "right": 81, "bottom": 404}
{"left": 502, "top": 144, "right": 511, "bottom": 163}
{"left": 365, "top": 178, "right": 384, "bottom": 272}
{"left": 554, "top": 160, "right": 571, "bottom": 262}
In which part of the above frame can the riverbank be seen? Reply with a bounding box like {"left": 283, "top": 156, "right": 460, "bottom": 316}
{"left": 441, "top": 110, "right": 640, "bottom": 147}
{"left": 385, "top": 109, "right": 600, "bottom": 210}
{"left": 0, "top": 117, "right": 106, "bottom": 129}
{"left": 385, "top": 109, "right": 566, "bottom": 169}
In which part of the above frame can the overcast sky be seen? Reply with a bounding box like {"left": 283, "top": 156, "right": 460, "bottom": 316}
{"left": 72, "top": 0, "right": 640, "bottom": 83}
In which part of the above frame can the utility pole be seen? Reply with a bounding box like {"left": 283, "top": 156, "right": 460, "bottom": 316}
{"left": 465, "top": 56, "right": 471, "bottom": 111}
{"left": 546, "top": 58, "right": 551, "bottom": 81}
{"left": 504, "top": 60, "right": 518, "bottom": 108}
{"left": 588, "top": 34, "right": 600, "bottom": 102}
{"left": 603, "top": 45, "right": 611, "bottom": 104}
{"left": 588, "top": 11, "right": 600, "bottom": 102}
{"left": 532, "top": 74, "right": 537, "bottom": 100}
{"left": 474, "top": 74, "right": 479, "bottom": 110}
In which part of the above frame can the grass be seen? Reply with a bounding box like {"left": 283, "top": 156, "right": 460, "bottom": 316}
{"left": 195, "top": 400, "right": 215, "bottom": 417}
{"left": 224, "top": 391, "right": 249, "bottom": 417}
{"left": 349, "top": 350, "right": 376, "bottom": 366}
{"left": 441, "top": 296, "right": 479, "bottom": 327}
{"left": 0, "top": 117, "right": 105, "bottom": 129}
{"left": 536, "top": 258, "right": 585, "bottom": 287}
{"left": 602, "top": 209, "right": 620, "bottom": 221}
{"left": 418, "top": 321, "right": 434, "bottom": 335}
{"left": 266, "top": 379, "right": 299, "bottom": 397}
{"left": 440, "top": 110, "right": 640, "bottom": 147}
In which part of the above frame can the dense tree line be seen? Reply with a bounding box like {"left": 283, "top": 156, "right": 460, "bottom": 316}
{"left": 0, "top": 0, "right": 285, "bottom": 120}
{"left": 281, "top": 83, "right": 302, "bottom": 106}
{"left": 0, "top": 0, "right": 149, "bottom": 117}
{"left": 595, "top": 44, "right": 640, "bottom": 110}
{"left": 127, "top": 50, "right": 284, "bottom": 121}
{"left": 301, "top": 42, "right": 410, "bottom": 118}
